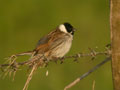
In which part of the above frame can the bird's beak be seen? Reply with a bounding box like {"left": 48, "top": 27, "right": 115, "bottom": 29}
{"left": 73, "top": 28, "right": 77, "bottom": 31}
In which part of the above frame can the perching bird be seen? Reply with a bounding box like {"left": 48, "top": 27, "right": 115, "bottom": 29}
{"left": 15, "top": 22, "right": 76, "bottom": 64}
{"left": 18, "top": 22, "right": 76, "bottom": 66}
{"left": 5, "top": 22, "right": 76, "bottom": 90}
{"left": 33, "top": 22, "right": 76, "bottom": 61}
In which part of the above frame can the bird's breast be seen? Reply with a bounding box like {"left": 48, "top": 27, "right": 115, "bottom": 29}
{"left": 50, "top": 35, "right": 73, "bottom": 58}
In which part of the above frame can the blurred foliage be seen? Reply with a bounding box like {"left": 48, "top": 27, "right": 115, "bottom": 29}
{"left": 0, "top": 0, "right": 112, "bottom": 90}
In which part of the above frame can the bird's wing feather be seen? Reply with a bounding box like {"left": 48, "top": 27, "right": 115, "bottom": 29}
{"left": 34, "top": 30, "right": 66, "bottom": 54}
{"left": 36, "top": 35, "right": 49, "bottom": 48}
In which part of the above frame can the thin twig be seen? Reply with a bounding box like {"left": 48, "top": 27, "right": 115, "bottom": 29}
{"left": 92, "top": 80, "right": 96, "bottom": 90}
{"left": 64, "top": 57, "right": 111, "bottom": 90}
{"left": 13, "top": 51, "right": 34, "bottom": 57}
{"left": 23, "top": 64, "right": 38, "bottom": 90}
{"left": 0, "top": 50, "right": 110, "bottom": 68}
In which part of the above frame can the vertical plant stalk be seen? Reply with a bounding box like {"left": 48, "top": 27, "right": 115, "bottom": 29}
{"left": 110, "top": 0, "right": 120, "bottom": 90}
{"left": 23, "top": 64, "right": 38, "bottom": 90}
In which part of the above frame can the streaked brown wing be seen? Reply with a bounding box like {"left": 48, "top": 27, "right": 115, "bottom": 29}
{"left": 34, "top": 29, "right": 65, "bottom": 54}
{"left": 35, "top": 35, "right": 49, "bottom": 48}
{"left": 35, "top": 35, "right": 50, "bottom": 54}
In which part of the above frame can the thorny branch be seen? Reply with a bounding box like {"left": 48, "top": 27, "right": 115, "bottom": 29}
{"left": 0, "top": 46, "right": 111, "bottom": 90}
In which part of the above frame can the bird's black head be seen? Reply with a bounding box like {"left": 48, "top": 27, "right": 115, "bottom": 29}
{"left": 64, "top": 22, "right": 75, "bottom": 35}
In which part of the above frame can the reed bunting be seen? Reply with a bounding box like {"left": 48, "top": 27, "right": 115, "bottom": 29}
{"left": 33, "top": 22, "right": 76, "bottom": 61}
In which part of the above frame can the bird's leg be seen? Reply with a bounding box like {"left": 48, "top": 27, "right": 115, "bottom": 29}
{"left": 60, "top": 57, "right": 65, "bottom": 64}
{"left": 51, "top": 57, "right": 59, "bottom": 64}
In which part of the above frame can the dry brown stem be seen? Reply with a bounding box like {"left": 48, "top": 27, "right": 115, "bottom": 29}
{"left": 23, "top": 64, "right": 38, "bottom": 90}
{"left": 92, "top": 80, "right": 96, "bottom": 90}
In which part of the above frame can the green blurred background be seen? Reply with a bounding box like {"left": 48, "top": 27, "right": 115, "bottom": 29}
{"left": 0, "top": 0, "right": 112, "bottom": 90}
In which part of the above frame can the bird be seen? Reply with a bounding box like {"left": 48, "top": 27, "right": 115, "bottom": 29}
{"left": 19, "top": 22, "right": 76, "bottom": 67}
{"left": 33, "top": 22, "right": 76, "bottom": 61}
{"left": 8, "top": 22, "right": 76, "bottom": 90}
